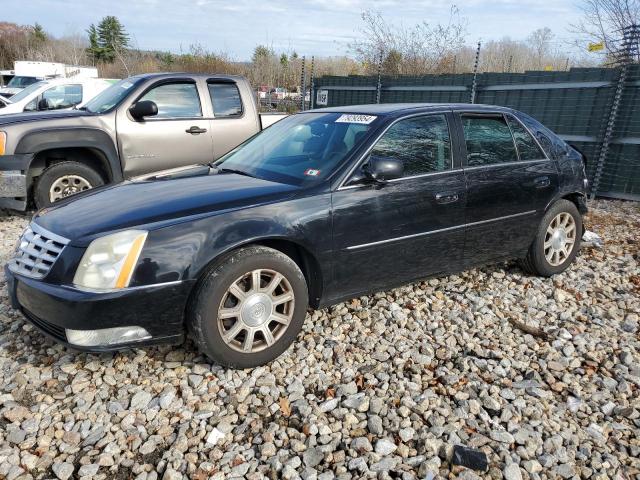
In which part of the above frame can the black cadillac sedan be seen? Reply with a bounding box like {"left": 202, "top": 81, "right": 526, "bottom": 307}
{"left": 5, "top": 104, "right": 588, "bottom": 368}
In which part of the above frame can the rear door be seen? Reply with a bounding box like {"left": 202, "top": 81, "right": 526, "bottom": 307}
{"left": 330, "top": 112, "right": 467, "bottom": 299}
{"left": 117, "top": 78, "right": 214, "bottom": 177}
{"left": 456, "top": 111, "right": 559, "bottom": 266}
{"left": 206, "top": 79, "right": 260, "bottom": 159}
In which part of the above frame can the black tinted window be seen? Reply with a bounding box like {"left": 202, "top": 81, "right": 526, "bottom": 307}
{"left": 371, "top": 114, "right": 451, "bottom": 177}
{"left": 506, "top": 115, "right": 546, "bottom": 161}
{"left": 517, "top": 112, "right": 568, "bottom": 159}
{"left": 140, "top": 82, "right": 201, "bottom": 118}
{"left": 462, "top": 115, "right": 518, "bottom": 166}
{"left": 209, "top": 83, "right": 243, "bottom": 117}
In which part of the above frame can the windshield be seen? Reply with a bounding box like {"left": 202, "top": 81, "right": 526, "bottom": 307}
{"left": 83, "top": 78, "right": 143, "bottom": 113}
{"left": 215, "top": 112, "right": 377, "bottom": 186}
{"left": 8, "top": 81, "right": 46, "bottom": 103}
{"left": 7, "top": 76, "right": 39, "bottom": 88}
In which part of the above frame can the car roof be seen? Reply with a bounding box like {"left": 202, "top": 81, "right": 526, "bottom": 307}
{"left": 306, "top": 103, "right": 515, "bottom": 116}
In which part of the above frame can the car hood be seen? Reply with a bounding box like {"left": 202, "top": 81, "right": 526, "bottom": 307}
{"left": 34, "top": 171, "right": 299, "bottom": 243}
{"left": 0, "top": 109, "right": 91, "bottom": 126}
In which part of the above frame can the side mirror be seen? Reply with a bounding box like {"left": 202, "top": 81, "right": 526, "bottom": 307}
{"left": 37, "top": 98, "right": 51, "bottom": 111}
{"left": 129, "top": 100, "right": 158, "bottom": 120}
{"left": 364, "top": 155, "right": 404, "bottom": 183}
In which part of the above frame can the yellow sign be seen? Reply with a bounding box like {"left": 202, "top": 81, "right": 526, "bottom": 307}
{"left": 588, "top": 41, "right": 605, "bottom": 52}
{"left": 544, "top": 66, "right": 553, "bottom": 71}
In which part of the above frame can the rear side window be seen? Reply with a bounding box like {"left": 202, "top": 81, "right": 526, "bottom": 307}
{"left": 505, "top": 115, "right": 546, "bottom": 161}
{"left": 517, "top": 112, "right": 569, "bottom": 159}
{"left": 370, "top": 114, "right": 451, "bottom": 177}
{"left": 462, "top": 115, "right": 518, "bottom": 166}
{"left": 208, "top": 83, "right": 243, "bottom": 117}
{"left": 139, "top": 82, "right": 202, "bottom": 118}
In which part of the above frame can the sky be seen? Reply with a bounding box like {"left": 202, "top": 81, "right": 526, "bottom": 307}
{"left": 2, "top": 0, "right": 583, "bottom": 60}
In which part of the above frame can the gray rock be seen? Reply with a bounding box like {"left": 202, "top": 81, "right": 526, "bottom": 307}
{"left": 52, "top": 462, "right": 74, "bottom": 480}
{"left": 503, "top": 463, "right": 523, "bottom": 480}
{"left": 375, "top": 438, "right": 397, "bottom": 456}
{"left": 303, "top": 447, "right": 324, "bottom": 467}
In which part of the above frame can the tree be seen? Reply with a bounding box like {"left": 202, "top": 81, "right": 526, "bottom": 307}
{"left": 31, "top": 23, "right": 46, "bottom": 43}
{"left": 349, "top": 6, "right": 467, "bottom": 75}
{"left": 88, "top": 16, "right": 129, "bottom": 63}
{"left": 528, "top": 27, "right": 554, "bottom": 69}
{"left": 571, "top": 0, "right": 640, "bottom": 58}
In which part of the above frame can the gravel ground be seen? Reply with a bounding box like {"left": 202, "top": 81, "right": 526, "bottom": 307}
{"left": 0, "top": 199, "right": 638, "bottom": 480}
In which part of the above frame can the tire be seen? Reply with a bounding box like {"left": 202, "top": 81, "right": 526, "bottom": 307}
{"left": 34, "top": 161, "right": 104, "bottom": 209}
{"left": 188, "top": 246, "right": 308, "bottom": 368}
{"left": 521, "top": 199, "right": 582, "bottom": 277}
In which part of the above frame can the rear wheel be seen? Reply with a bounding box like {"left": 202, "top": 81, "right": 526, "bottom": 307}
{"left": 188, "top": 246, "right": 308, "bottom": 368}
{"left": 521, "top": 199, "right": 582, "bottom": 276}
{"left": 34, "top": 161, "right": 104, "bottom": 209}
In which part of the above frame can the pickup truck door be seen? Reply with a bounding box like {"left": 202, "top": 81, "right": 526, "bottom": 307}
{"left": 206, "top": 79, "right": 261, "bottom": 159}
{"left": 117, "top": 78, "right": 214, "bottom": 177}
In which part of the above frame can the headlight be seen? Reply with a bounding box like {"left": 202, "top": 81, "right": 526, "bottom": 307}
{"left": 73, "top": 230, "right": 147, "bottom": 290}
{"left": 0, "top": 131, "right": 6, "bottom": 155}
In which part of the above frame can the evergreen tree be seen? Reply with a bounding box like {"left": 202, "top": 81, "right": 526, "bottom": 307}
{"left": 87, "top": 16, "right": 129, "bottom": 63}
{"left": 86, "top": 24, "right": 102, "bottom": 63}
{"left": 31, "top": 23, "right": 46, "bottom": 43}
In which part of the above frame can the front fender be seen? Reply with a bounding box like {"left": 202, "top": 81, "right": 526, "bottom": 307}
{"left": 15, "top": 127, "right": 123, "bottom": 182}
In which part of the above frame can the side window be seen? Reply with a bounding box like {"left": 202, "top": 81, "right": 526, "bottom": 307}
{"left": 517, "top": 112, "right": 568, "bottom": 159}
{"left": 139, "top": 82, "right": 202, "bottom": 118}
{"left": 208, "top": 82, "right": 243, "bottom": 117}
{"left": 505, "top": 115, "right": 546, "bottom": 161}
{"left": 462, "top": 115, "right": 518, "bottom": 166}
{"left": 370, "top": 114, "right": 451, "bottom": 177}
{"left": 42, "top": 84, "right": 83, "bottom": 109}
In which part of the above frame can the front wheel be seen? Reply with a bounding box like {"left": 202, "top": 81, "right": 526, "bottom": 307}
{"left": 34, "top": 161, "right": 104, "bottom": 209}
{"left": 188, "top": 246, "right": 308, "bottom": 368}
{"left": 521, "top": 199, "right": 583, "bottom": 276}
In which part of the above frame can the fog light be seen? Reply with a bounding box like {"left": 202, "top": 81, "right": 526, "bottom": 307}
{"left": 65, "top": 326, "right": 151, "bottom": 346}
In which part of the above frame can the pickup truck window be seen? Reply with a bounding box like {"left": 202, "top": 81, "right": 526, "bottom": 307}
{"left": 139, "top": 82, "right": 202, "bottom": 118}
{"left": 215, "top": 112, "right": 374, "bottom": 186}
{"left": 84, "top": 78, "right": 143, "bottom": 113}
{"left": 208, "top": 83, "right": 242, "bottom": 117}
{"left": 370, "top": 114, "right": 451, "bottom": 177}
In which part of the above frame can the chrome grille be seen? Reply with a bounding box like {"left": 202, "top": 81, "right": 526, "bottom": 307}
{"left": 8, "top": 223, "right": 69, "bottom": 279}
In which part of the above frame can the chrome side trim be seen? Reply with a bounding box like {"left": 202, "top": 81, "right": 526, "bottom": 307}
{"left": 462, "top": 159, "right": 549, "bottom": 171}
{"left": 345, "top": 210, "right": 537, "bottom": 251}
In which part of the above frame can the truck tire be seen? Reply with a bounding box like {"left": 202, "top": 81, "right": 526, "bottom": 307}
{"left": 34, "top": 161, "right": 104, "bottom": 209}
{"left": 521, "top": 199, "right": 582, "bottom": 277}
{"left": 188, "top": 246, "right": 308, "bottom": 368}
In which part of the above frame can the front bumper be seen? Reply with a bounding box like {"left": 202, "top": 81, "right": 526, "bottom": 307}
{"left": 0, "top": 154, "right": 34, "bottom": 210}
{"left": 5, "top": 265, "right": 194, "bottom": 352}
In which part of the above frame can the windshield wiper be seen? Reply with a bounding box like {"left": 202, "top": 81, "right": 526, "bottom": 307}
{"left": 212, "top": 166, "right": 256, "bottom": 178}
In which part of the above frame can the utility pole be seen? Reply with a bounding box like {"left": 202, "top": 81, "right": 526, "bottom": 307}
{"left": 591, "top": 24, "right": 639, "bottom": 199}
{"left": 309, "top": 56, "right": 315, "bottom": 110}
{"left": 470, "top": 41, "right": 481, "bottom": 104}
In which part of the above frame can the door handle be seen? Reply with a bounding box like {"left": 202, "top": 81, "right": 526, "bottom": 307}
{"left": 534, "top": 176, "right": 551, "bottom": 188}
{"left": 186, "top": 126, "right": 207, "bottom": 134}
{"left": 435, "top": 192, "right": 460, "bottom": 204}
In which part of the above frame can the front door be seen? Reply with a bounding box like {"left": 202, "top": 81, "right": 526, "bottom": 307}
{"left": 457, "top": 112, "right": 559, "bottom": 267}
{"left": 330, "top": 112, "right": 467, "bottom": 300}
{"left": 117, "top": 80, "right": 214, "bottom": 177}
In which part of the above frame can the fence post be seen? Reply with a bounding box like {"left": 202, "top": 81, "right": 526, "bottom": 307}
{"left": 376, "top": 49, "right": 383, "bottom": 104}
{"left": 300, "top": 56, "right": 306, "bottom": 112}
{"left": 309, "top": 56, "right": 315, "bottom": 110}
{"left": 470, "top": 41, "right": 481, "bottom": 103}
{"left": 590, "top": 24, "right": 639, "bottom": 199}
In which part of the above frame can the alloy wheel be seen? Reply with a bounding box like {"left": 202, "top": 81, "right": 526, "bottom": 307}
{"left": 544, "top": 212, "right": 576, "bottom": 266}
{"left": 217, "top": 268, "right": 295, "bottom": 353}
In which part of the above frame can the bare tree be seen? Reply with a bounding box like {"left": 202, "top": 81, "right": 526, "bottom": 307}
{"left": 571, "top": 0, "right": 640, "bottom": 57}
{"left": 349, "top": 6, "right": 467, "bottom": 75}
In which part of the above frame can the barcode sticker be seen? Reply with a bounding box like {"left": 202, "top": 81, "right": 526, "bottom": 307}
{"left": 335, "top": 114, "right": 377, "bottom": 124}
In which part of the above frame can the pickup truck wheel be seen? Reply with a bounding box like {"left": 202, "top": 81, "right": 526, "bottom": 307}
{"left": 34, "top": 161, "right": 104, "bottom": 209}
{"left": 521, "top": 199, "right": 582, "bottom": 277}
{"left": 188, "top": 246, "right": 308, "bottom": 368}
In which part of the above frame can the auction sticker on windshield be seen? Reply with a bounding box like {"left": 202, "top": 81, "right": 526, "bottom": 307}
{"left": 304, "top": 169, "right": 320, "bottom": 177}
{"left": 335, "top": 114, "right": 377, "bottom": 124}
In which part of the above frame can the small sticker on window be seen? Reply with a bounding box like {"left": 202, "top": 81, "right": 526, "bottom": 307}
{"left": 335, "top": 114, "right": 377, "bottom": 124}
{"left": 304, "top": 169, "right": 321, "bottom": 177}
{"left": 120, "top": 81, "right": 133, "bottom": 89}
